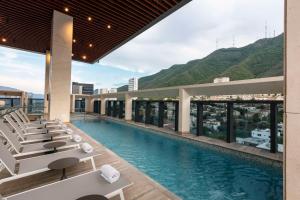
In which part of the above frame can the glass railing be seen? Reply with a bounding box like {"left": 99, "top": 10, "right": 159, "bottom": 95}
{"left": 148, "top": 102, "right": 159, "bottom": 126}
{"left": 104, "top": 100, "right": 124, "bottom": 119}
{"left": 0, "top": 97, "right": 20, "bottom": 108}
{"left": 203, "top": 103, "right": 227, "bottom": 140}
{"left": 27, "top": 98, "right": 44, "bottom": 114}
{"left": 163, "top": 102, "right": 178, "bottom": 131}
{"left": 191, "top": 100, "right": 283, "bottom": 153}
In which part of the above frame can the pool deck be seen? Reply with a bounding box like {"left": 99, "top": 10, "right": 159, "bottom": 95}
{"left": 0, "top": 121, "right": 180, "bottom": 200}
{"left": 95, "top": 114, "right": 283, "bottom": 165}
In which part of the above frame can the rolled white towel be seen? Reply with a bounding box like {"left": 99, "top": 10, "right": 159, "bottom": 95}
{"left": 72, "top": 134, "right": 82, "bottom": 142}
{"left": 66, "top": 128, "right": 73, "bottom": 134}
{"left": 81, "top": 143, "right": 93, "bottom": 153}
{"left": 60, "top": 124, "right": 68, "bottom": 130}
{"left": 100, "top": 164, "right": 120, "bottom": 184}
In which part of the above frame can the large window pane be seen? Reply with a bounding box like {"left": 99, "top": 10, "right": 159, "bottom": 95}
{"left": 234, "top": 103, "right": 271, "bottom": 151}
{"left": 28, "top": 98, "right": 44, "bottom": 114}
{"left": 190, "top": 102, "right": 197, "bottom": 135}
{"left": 203, "top": 103, "right": 227, "bottom": 140}
{"left": 277, "top": 103, "right": 284, "bottom": 153}
{"left": 149, "top": 102, "right": 159, "bottom": 126}
{"left": 163, "top": 102, "right": 176, "bottom": 131}
{"left": 136, "top": 101, "right": 146, "bottom": 123}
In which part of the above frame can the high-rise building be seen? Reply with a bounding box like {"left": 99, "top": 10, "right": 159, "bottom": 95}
{"left": 72, "top": 82, "right": 94, "bottom": 95}
{"left": 128, "top": 77, "right": 138, "bottom": 91}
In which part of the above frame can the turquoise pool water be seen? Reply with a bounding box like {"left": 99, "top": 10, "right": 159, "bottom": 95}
{"left": 72, "top": 119, "right": 283, "bottom": 200}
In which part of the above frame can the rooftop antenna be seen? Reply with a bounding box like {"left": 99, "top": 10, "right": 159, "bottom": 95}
{"left": 265, "top": 21, "right": 268, "bottom": 38}
{"left": 273, "top": 30, "right": 276, "bottom": 37}
{"left": 232, "top": 36, "right": 235, "bottom": 47}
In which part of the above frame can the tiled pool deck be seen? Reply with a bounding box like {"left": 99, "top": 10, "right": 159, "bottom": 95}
{"left": 0, "top": 118, "right": 180, "bottom": 200}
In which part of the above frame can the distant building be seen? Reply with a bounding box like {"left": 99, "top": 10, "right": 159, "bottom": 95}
{"left": 72, "top": 82, "right": 94, "bottom": 95}
{"left": 128, "top": 77, "right": 138, "bottom": 91}
{"left": 109, "top": 88, "right": 117, "bottom": 93}
{"left": 213, "top": 77, "right": 230, "bottom": 83}
{"left": 94, "top": 89, "right": 110, "bottom": 95}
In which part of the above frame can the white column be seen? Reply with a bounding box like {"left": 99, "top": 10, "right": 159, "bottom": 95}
{"left": 285, "top": 1, "right": 300, "bottom": 199}
{"left": 125, "top": 94, "right": 132, "bottom": 121}
{"left": 100, "top": 98, "right": 106, "bottom": 115}
{"left": 70, "top": 94, "right": 75, "bottom": 113}
{"left": 21, "top": 92, "right": 28, "bottom": 114}
{"left": 48, "top": 10, "right": 73, "bottom": 122}
{"left": 178, "top": 88, "right": 190, "bottom": 134}
{"left": 44, "top": 50, "right": 51, "bottom": 117}
{"left": 85, "top": 96, "right": 94, "bottom": 113}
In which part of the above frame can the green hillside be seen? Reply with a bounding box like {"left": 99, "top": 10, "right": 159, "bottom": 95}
{"left": 118, "top": 34, "right": 283, "bottom": 91}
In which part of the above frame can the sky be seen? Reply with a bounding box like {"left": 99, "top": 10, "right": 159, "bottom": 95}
{"left": 0, "top": 0, "right": 284, "bottom": 94}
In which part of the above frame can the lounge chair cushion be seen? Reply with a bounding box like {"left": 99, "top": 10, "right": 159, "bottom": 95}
{"left": 18, "top": 149, "right": 99, "bottom": 174}
{"left": 0, "top": 143, "right": 16, "bottom": 175}
{"left": 5, "top": 170, "right": 131, "bottom": 200}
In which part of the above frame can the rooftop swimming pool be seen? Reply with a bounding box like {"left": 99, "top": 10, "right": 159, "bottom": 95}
{"left": 72, "top": 119, "right": 283, "bottom": 200}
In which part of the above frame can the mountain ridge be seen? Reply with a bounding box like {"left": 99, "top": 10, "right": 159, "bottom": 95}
{"left": 118, "top": 34, "right": 283, "bottom": 91}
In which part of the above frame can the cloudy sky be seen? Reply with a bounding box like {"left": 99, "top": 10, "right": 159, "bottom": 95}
{"left": 0, "top": 0, "right": 284, "bottom": 94}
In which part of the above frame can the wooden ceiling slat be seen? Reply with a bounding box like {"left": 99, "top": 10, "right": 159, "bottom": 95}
{"left": 0, "top": 0, "right": 188, "bottom": 63}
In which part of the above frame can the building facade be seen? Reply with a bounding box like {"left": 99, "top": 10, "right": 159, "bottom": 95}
{"left": 128, "top": 77, "right": 138, "bottom": 91}
{"left": 72, "top": 82, "right": 94, "bottom": 95}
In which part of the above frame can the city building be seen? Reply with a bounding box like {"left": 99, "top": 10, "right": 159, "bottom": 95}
{"left": 109, "top": 88, "right": 117, "bottom": 93}
{"left": 213, "top": 77, "right": 230, "bottom": 83}
{"left": 72, "top": 82, "right": 94, "bottom": 95}
{"left": 128, "top": 77, "right": 138, "bottom": 91}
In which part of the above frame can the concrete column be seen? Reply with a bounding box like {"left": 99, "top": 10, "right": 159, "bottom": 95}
{"left": 21, "top": 92, "right": 28, "bottom": 113}
{"left": 100, "top": 98, "right": 106, "bottom": 115}
{"left": 285, "top": 1, "right": 300, "bottom": 199}
{"left": 85, "top": 96, "right": 94, "bottom": 113}
{"left": 44, "top": 50, "right": 51, "bottom": 118}
{"left": 178, "top": 88, "right": 190, "bottom": 134}
{"left": 48, "top": 10, "right": 73, "bottom": 122}
{"left": 70, "top": 94, "right": 75, "bottom": 113}
{"left": 125, "top": 94, "right": 133, "bottom": 121}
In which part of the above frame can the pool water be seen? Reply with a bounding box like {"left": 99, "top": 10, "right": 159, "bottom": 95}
{"left": 72, "top": 119, "right": 283, "bottom": 200}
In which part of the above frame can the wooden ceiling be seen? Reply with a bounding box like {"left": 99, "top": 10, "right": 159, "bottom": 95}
{"left": 0, "top": 0, "right": 190, "bottom": 63}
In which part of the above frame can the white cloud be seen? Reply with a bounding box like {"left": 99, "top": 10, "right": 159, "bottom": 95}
{"left": 0, "top": 0, "right": 284, "bottom": 92}
{"left": 101, "top": 0, "right": 284, "bottom": 74}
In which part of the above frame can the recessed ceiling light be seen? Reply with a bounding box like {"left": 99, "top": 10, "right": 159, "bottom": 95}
{"left": 107, "top": 24, "right": 111, "bottom": 29}
{"left": 64, "top": 7, "right": 69, "bottom": 12}
{"left": 1, "top": 38, "right": 7, "bottom": 42}
{"left": 88, "top": 17, "right": 92, "bottom": 21}
{"left": 73, "top": 39, "right": 76, "bottom": 43}
{"left": 82, "top": 55, "right": 87, "bottom": 60}
{"left": 89, "top": 43, "right": 93, "bottom": 47}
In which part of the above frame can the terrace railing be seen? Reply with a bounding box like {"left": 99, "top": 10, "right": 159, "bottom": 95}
{"left": 190, "top": 100, "right": 283, "bottom": 153}
{"left": 27, "top": 98, "right": 44, "bottom": 114}
{"left": 95, "top": 99, "right": 283, "bottom": 153}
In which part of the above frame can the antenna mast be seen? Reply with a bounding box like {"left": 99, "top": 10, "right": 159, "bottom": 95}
{"left": 265, "top": 21, "right": 268, "bottom": 38}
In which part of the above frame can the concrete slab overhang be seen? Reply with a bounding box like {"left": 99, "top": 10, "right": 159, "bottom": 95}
{"left": 0, "top": 0, "right": 191, "bottom": 63}
{"left": 94, "top": 76, "right": 284, "bottom": 99}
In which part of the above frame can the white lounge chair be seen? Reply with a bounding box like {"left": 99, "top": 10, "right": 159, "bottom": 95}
{"left": 0, "top": 142, "right": 98, "bottom": 184}
{"left": 0, "top": 121, "right": 81, "bottom": 157}
{"left": 17, "top": 109, "right": 59, "bottom": 126}
{"left": 2, "top": 169, "right": 132, "bottom": 200}
{"left": 10, "top": 112, "right": 61, "bottom": 134}
{"left": 3, "top": 115, "right": 71, "bottom": 143}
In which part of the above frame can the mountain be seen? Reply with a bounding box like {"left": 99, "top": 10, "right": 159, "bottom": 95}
{"left": 118, "top": 34, "right": 283, "bottom": 91}
{"left": 0, "top": 86, "right": 20, "bottom": 91}
{"left": 0, "top": 86, "right": 44, "bottom": 99}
